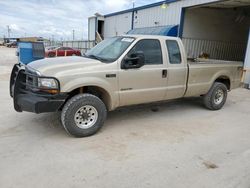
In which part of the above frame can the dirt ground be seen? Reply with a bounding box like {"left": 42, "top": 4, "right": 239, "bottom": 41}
{"left": 0, "top": 46, "right": 250, "bottom": 188}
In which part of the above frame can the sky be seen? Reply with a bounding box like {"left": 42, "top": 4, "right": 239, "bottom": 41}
{"left": 0, "top": 0, "right": 160, "bottom": 40}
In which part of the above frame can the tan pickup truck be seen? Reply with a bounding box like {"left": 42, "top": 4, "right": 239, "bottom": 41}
{"left": 10, "top": 35, "right": 243, "bottom": 137}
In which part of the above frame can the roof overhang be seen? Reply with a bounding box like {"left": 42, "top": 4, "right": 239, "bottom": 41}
{"left": 104, "top": 0, "right": 180, "bottom": 17}
{"left": 188, "top": 0, "right": 250, "bottom": 9}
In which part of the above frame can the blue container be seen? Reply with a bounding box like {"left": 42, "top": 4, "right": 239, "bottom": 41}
{"left": 18, "top": 42, "right": 45, "bottom": 65}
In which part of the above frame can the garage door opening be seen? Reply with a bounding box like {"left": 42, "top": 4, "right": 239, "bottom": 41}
{"left": 180, "top": 0, "right": 250, "bottom": 62}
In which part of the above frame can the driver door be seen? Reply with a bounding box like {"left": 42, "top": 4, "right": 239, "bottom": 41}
{"left": 118, "top": 39, "right": 168, "bottom": 106}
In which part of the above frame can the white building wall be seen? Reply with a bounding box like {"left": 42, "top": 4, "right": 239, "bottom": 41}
{"left": 88, "top": 17, "right": 96, "bottom": 41}
{"left": 134, "top": 0, "right": 217, "bottom": 28}
{"left": 244, "top": 29, "right": 250, "bottom": 88}
{"left": 103, "top": 0, "right": 218, "bottom": 38}
{"left": 104, "top": 12, "right": 132, "bottom": 38}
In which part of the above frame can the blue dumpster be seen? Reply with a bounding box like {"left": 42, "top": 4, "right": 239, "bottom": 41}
{"left": 17, "top": 42, "right": 45, "bottom": 65}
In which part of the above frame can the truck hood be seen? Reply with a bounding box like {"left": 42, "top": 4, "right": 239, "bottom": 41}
{"left": 27, "top": 56, "right": 104, "bottom": 76}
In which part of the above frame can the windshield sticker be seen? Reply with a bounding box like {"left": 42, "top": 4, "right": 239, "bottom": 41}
{"left": 121, "top": 38, "right": 134, "bottom": 43}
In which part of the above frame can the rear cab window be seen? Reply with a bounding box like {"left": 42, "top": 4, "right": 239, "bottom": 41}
{"left": 166, "top": 40, "right": 182, "bottom": 64}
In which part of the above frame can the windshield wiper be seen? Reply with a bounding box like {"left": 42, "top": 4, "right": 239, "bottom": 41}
{"left": 84, "top": 54, "right": 107, "bottom": 62}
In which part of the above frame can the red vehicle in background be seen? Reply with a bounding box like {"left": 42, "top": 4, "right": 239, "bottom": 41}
{"left": 45, "top": 46, "right": 81, "bottom": 57}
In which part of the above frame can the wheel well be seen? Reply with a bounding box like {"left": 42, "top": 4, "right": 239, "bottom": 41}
{"left": 67, "top": 86, "right": 111, "bottom": 110}
{"left": 215, "top": 76, "right": 230, "bottom": 90}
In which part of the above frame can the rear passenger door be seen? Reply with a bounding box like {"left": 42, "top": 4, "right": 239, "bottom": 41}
{"left": 118, "top": 39, "right": 168, "bottom": 106}
{"left": 164, "top": 40, "right": 188, "bottom": 100}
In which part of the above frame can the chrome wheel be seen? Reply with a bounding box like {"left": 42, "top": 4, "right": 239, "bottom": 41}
{"left": 214, "top": 89, "right": 224, "bottom": 105}
{"left": 74, "top": 105, "right": 98, "bottom": 129}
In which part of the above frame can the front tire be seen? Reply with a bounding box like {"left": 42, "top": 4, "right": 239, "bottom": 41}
{"left": 61, "top": 94, "right": 107, "bottom": 137}
{"left": 203, "top": 82, "right": 227, "bottom": 110}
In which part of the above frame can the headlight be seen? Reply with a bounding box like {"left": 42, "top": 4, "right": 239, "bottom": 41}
{"left": 38, "top": 78, "right": 59, "bottom": 89}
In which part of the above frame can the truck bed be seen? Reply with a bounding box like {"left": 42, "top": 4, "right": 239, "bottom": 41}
{"left": 185, "top": 58, "right": 243, "bottom": 97}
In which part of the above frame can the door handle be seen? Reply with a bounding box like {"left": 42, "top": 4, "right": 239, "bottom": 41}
{"left": 162, "top": 69, "right": 167, "bottom": 78}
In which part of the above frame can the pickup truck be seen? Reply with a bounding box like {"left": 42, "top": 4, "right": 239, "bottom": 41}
{"left": 10, "top": 35, "right": 243, "bottom": 137}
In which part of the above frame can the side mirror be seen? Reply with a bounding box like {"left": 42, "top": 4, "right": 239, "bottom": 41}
{"left": 121, "top": 52, "right": 145, "bottom": 69}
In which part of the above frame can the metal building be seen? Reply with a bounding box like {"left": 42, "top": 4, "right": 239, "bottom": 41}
{"left": 88, "top": 0, "right": 250, "bottom": 87}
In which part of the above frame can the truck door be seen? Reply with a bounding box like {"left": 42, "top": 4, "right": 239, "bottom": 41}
{"left": 164, "top": 40, "right": 188, "bottom": 99}
{"left": 118, "top": 39, "right": 168, "bottom": 106}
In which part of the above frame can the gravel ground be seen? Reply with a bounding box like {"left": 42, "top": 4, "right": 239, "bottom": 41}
{"left": 0, "top": 46, "right": 250, "bottom": 188}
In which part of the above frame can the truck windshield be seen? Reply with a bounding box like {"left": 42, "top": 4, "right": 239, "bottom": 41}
{"left": 85, "top": 37, "right": 135, "bottom": 63}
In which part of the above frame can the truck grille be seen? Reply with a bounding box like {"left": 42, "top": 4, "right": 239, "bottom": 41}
{"left": 25, "top": 67, "right": 39, "bottom": 92}
{"left": 10, "top": 64, "right": 59, "bottom": 98}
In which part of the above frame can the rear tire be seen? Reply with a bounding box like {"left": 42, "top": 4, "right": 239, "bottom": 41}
{"left": 203, "top": 82, "right": 227, "bottom": 110}
{"left": 61, "top": 94, "right": 107, "bottom": 137}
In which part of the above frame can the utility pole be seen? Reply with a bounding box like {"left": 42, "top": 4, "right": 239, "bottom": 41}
{"left": 72, "top": 29, "right": 75, "bottom": 41}
{"left": 131, "top": 2, "right": 135, "bottom": 30}
{"left": 7, "top": 25, "right": 11, "bottom": 38}
{"left": 51, "top": 35, "right": 54, "bottom": 45}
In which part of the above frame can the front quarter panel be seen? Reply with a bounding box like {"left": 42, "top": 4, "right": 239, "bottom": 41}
{"left": 59, "top": 65, "right": 119, "bottom": 110}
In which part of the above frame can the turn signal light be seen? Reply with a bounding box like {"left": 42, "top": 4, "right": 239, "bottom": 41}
{"left": 41, "top": 89, "right": 59, "bottom": 94}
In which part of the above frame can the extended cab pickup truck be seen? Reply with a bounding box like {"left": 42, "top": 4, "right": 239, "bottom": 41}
{"left": 10, "top": 35, "right": 243, "bottom": 137}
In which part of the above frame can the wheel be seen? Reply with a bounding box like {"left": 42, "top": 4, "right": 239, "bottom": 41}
{"left": 72, "top": 53, "right": 76, "bottom": 56}
{"left": 203, "top": 82, "right": 227, "bottom": 110}
{"left": 61, "top": 94, "right": 107, "bottom": 137}
{"left": 48, "top": 52, "right": 55, "bottom": 57}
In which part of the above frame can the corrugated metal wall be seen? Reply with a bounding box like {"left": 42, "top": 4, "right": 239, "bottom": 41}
{"left": 134, "top": 0, "right": 218, "bottom": 28}
{"left": 182, "top": 38, "right": 247, "bottom": 61}
{"left": 62, "top": 41, "right": 95, "bottom": 53}
{"left": 88, "top": 17, "right": 96, "bottom": 41}
{"left": 44, "top": 40, "right": 95, "bottom": 54}
{"left": 102, "top": 0, "right": 250, "bottom": 62}
{"left": 104, "top": 12, "right": 132, "bottom": 38}
{"left": 243, "top": 30, "right": 250, "bottom": 88}
{"left": 103, "top": 0, "right": 218, "bottom": 38}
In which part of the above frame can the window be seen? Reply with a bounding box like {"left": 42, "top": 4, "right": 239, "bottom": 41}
{"left": 85, "top": 37, "right": 134, "bottom": 63}
{"left": 59, "top": 47, "right": 71, "bottom": 50}
{"left": 166, "top": 40, "right": 182, "bottom": 64}
{"left": 63, "top": 47, "right": 72, "bottom": 50}
{"left": 128, "top": 39, "right": 162, "bottom": 65}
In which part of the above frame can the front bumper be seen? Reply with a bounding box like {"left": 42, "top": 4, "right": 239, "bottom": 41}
{"left": 16, "top": 94, "right": 66, "bottom": 113}
{"left": 10, "top": 64, "right": 68, "bottom": 114}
